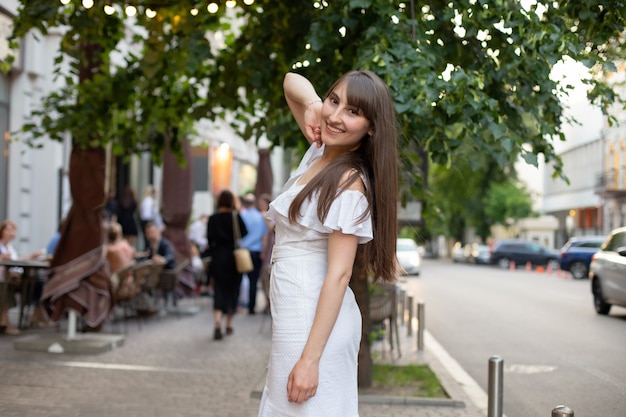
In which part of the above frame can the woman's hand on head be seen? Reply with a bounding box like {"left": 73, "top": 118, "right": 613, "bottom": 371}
{"left": 304, "top": 101, "right": 322, "bottom": 147}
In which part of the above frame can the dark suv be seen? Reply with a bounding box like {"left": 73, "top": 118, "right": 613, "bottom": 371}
{"left": 489, "top": 239, "right": 560, "bottom": 270}
{"left": 559, "top": 236, "right": 606, "bottom": 279}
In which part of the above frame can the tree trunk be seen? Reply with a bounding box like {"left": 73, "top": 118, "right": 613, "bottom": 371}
{"left": 41, "top": 41, "right": 112, "bottom": 330}
{"left": 161, "top": 134, "right": 195, "bottom": 295}
{"left": 350, "top": 245, "right": 372, "bottom": 388}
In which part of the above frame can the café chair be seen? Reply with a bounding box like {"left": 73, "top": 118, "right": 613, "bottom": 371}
{"left": 369, "top": 283, "right": 401, "bottom": 359}
{"left": 110, "top": 262, "right": 139, "bottom": 333}
{"left": 156, "top": 259, "right": 190, "bottom": 315}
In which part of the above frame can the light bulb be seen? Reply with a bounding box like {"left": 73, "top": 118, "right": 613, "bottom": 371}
{"left": 82, "top": 0, "right": 94, "bottom": 9}
{"left": 125, "top": 5, "right": 137, "bottom": 17}
{"left": 145, "top": 8, "right": 157, "bottom": 18}
{"left": 207, "top": 3, "right": 219, "bottom": 13}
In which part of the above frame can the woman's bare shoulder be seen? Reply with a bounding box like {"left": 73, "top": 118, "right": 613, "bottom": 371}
{"left": 340, "top": 169, "right": 365, "bottom": 193}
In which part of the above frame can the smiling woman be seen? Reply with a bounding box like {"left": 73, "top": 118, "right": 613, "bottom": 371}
{"left": 257, "top": 71, "right": 398, "bottom": 417}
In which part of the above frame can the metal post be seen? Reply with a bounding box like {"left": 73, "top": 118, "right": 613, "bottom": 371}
{"left": 487, "top": 356, "right": 503, "bottom": 417}
{"left": 407, "top": 294, "right": 414, "bottom": 336}
{"left": 67, "top": 309, "right": 78, "bottom": 340}
{"left": 399, "top": 288, "right": 406, "bottom": 326}
{"left": 552, "top": 405, "right": 574, "bottom": 417}
{"left": 417, "top": 300, "right": 425, "bottom": 351}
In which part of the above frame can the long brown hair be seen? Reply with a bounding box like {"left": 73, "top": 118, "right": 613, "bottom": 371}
{"left": 288, "top": 70, "right": 398, "bottom": 282}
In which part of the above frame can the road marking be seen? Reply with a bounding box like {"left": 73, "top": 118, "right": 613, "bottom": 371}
{"left": 505, "top": 364, "right": 557, "bottom": 374}
{"left": 0, "top": 358, "right": 206, "bottom": 374}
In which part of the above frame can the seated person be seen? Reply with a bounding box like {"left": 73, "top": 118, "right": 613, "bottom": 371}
{"left": 106, "top": 222, "right": 136, "bottom": 274}
{"left": 106, "top": 222, "right": 137, "bottom": 300}
{"left": 46, "top": 218, "right": 66, "bottom": 258}
{"left": 0, "top": 220, "right": 45, "bottom": 334}
{"left": 141, "top": 222, "right": 176, "bottom": 270}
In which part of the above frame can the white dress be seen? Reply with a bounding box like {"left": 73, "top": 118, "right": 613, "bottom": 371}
{"left": 258, "top": 144, "right": 373, "bottom": 417}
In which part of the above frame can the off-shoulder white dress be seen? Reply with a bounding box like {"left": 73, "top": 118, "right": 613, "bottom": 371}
{"left": 257, "top": 144, "right": 373, "bottom": 417}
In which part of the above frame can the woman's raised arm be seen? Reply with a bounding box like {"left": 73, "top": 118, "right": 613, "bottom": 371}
{"left": 283, "top": 72, "right": 323, "bottom": 146}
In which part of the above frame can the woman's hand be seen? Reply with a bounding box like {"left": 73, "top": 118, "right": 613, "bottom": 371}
{"left": 304, "top": 101, "right": 322, "bottom": 147}
{"left": 286, "top": 357, "right": 319, "bottom": 404}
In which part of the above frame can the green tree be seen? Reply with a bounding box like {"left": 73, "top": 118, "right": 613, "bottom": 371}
{"left": 483, "top": 180, "right": 535, "bottom": 227}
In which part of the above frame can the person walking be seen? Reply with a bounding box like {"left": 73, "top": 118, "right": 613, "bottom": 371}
{"left": 257, "top": 71, "right": 398, "bottom": 417}
{"left": 239, "top": 194, "right": 268, "bottom": 315}
{"left": 206, "top": 190, "right": 248, "bottom": 340}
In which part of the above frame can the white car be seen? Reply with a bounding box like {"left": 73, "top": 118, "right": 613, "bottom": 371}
{"left": 589, "top": 227, "right": 626, "bottom": 315}
{"left": 396, "top": 238, "right": 421, "bottom": 276}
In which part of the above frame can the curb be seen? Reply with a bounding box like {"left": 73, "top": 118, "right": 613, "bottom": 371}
{"left": 358, "top": 394, "right": 465, "bottom": 407}
{"left": 250, "top": 390, "right": 465, "bottom": 408}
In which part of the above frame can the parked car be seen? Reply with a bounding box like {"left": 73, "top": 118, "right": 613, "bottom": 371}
{"left": 466, "top": 243, "right": 491, "bottom": 265}
{"left": 559, "top": 236, "right": 606, "bottom": 279}
{"left": 589, "top": 228, "right": 626, "bottom": 315}
{"left": 396, "top": 238, "right": 421, "bottom": 276}
{"left": 452, "top": 242, "right": 465, "bottom": 263}
{"left": 489, "top": 239, "right": 560, "bottom": 270}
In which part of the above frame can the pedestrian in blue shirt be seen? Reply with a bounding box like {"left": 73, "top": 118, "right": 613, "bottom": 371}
{"left": 240, "top": 194, "right": 268, "bottom": 314}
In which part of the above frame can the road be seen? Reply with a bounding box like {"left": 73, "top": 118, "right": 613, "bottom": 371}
{"left": 400, "top": 258, "right": 626, "bottom": 417}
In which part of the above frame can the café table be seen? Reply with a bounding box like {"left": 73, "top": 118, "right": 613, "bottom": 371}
{"left": 0, "top": 258, "right": 50, "bottom": 329}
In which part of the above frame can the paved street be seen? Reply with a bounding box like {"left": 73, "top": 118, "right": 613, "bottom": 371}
{"left": 402, "top": 258, "right": 626, "bottom": 417}
{"left": 0, "top": 289, "right": 486, "bottom": 417}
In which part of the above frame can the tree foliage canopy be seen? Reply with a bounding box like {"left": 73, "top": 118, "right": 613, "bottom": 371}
{"left": 5, "top": 0, "right": 626, "bottom": 199}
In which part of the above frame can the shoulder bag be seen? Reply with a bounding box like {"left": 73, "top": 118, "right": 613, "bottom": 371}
{"left": 232, "top": 211, "right": 254, "bottom": 273}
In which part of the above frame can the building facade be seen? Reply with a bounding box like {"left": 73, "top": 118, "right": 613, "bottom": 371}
{"left": 540, "top": 60, "right": 626, "bottom": 247}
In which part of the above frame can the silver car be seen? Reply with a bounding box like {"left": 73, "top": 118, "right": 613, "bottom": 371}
{"left": 396, "top": 238, "right": 421, "bottom": 276}
{"left": 589, "top": 227, "right": 626, "bottom": 315}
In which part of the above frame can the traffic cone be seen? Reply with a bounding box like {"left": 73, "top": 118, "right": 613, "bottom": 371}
{"left": 525, "top": 261, "right": 531, "bottom": 272}
{"left": 547, "top": 263, "right": 553, "bottom": 274}
{"left": 509, "top": 260, "right": 516, "bottom": 271}
{"left": 536, "top": 265, "right": 544, "bottom": 273}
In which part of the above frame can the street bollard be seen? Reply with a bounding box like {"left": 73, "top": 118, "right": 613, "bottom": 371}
{"left": 487, "top": 356, "right": 504, "bottom": 417}
{"left": 399, "top": 288, "right": 406, "bottom": 326}
{"left": 417, "top": 300, "right": 425, "bottom": 351}
{"left": 407, "top": 294, "right": 414, "bottom": 336}
{"left": 552, "top": 405, "right": 574, "bottom": 417}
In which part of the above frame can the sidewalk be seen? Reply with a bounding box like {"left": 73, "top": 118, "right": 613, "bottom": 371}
{"left": 0, "top": 296, "right": 486, "bottom": 417}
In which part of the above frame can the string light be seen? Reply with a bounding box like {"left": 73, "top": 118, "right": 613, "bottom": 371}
{"left": 125, "top": 5, "right": 137, "bottom": 17}
{"left": 62, "top": 0, "right": 257, "bottom": 15}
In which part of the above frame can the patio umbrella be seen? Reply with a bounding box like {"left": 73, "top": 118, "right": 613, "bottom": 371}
{"left": 41, "top": 147, "right": 112, "bottom": 330}
{"left": 254, "top": 149, "right": 274, "bottom": 198}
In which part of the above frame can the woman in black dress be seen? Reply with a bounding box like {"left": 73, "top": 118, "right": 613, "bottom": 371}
{"left": 206, "top": 190, "right": 247, "bottom": 340}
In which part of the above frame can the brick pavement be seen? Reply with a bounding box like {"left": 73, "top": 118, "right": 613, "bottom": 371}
{"left": 0, "top": 296, "right": 485, "bottom": 417}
